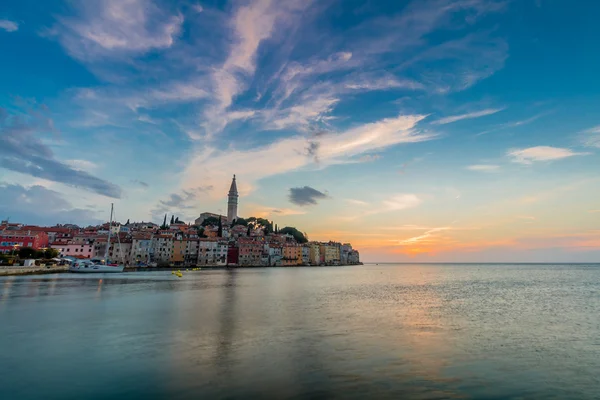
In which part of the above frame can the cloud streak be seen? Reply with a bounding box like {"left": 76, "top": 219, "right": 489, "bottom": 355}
{"left": 53, "top": 0, "right": 184, "bottom": 59}
{"left": 508, "top": 146, "right": 589, "bottom": 164}
{"left": 466, "top": 164, "right": 500, "bottom": 172}
{"left": 0, "top": 19, "right": 18, "bottom": 32}
{"left": 433, "top": 108, "right": 504, "bottom": 125}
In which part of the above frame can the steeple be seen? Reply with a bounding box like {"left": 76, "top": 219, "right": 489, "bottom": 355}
{"left": 227, "top": 174, "right": 238, "bottom": 224}
{"left": 228, "top": 174, "right": 238, "bottom": 196}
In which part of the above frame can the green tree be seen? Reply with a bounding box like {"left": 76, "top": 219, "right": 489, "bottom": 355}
{"left": 126, "top": 219, "right": 130, "bottom": 225}
{"left": 279, "top": 227, "right": 308, "bottom": 243}
{"left": 18, "top": 247, "right": 37, "bottom": 259}
{"left": 246, "top": 225, "right": 251, "bottom": 236}
{"left": 170, "top": 215, "right": 175, "bottom": 225}
{"left": 218, "top": 216, "right": 223, "bottom": 237}
{"left": 196, "top": 226, "right": 207, "bottom": 238}
{"left": 44, "top": 248, "right": 59, "bottom": 259}
{"left": 201, "top": 216, "right": 221, "bottom": 227}
{"left": 232, "top": 217, "right": 248, "bottom": 227}
{"left": 275, "top": 224, "right": 278, "bottom": 234}
{"left": 161, "top": 214, "right": 167, "bottom": 229}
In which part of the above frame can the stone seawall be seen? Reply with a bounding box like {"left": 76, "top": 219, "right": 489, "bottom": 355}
{"left": 0, "top": 265, "right": 69, "bottom": 277}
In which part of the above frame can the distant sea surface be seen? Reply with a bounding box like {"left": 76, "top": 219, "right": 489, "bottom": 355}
{"left": 1, "top": 264, "right": 599, "bottom": 399}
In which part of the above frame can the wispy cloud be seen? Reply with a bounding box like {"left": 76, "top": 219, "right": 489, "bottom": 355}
{"left": 508, "top": 146, "right": 589, "bottom": 164}
{"left": 0, "top": 19, "right": 18, "bottom": 32}
{"left": 246, "top": 205, "right": 306, "bottom": 218}
{"left": 52, "top": 0, "right": 184, "bottom": 60}
{"left": 466, "top": 164, "right": 500, "bottom": 172}
{"left": 182, "top": 114, "right": 434, "bottom": 197}
{"left": 474, "top": 110, "right": 552, "bottom": 136}
{"left": 0, "top": 105, "right": 121, "bottom": 198}
{"left": 345, "top": 199, "right": 369, "bottom": 206}
{"left": 66, "top": 159, "right": 98, "bottom": 172}
{"left": 382, "top": 194, "right": 422, "bottom": 211}
{"left": 432, "top": 108, "right": 504, "bottom": 125}
{"left": 581, "top": 125, "right": 600, "bottom": 148}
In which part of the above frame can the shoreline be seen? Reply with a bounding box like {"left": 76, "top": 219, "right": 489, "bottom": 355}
{"left": 0, "top": 263, "right": 363, "bottom": 277}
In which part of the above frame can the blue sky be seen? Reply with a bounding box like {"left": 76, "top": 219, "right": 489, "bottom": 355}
{"left": 1, "top": 0, "right": 599, "bottom": 261}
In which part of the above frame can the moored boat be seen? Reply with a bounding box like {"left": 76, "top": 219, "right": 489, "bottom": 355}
{"left": 69, "top": 203, "right": 125, "bottom": 273}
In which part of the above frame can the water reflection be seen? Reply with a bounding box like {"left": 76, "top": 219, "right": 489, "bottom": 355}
{"left": 1, "top": 265, "right": 599, "bottom": 399}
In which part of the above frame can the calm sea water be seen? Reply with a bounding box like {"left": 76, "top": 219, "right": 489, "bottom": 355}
{"left": 1, "top": 264, "right": 599, "bottom": 400}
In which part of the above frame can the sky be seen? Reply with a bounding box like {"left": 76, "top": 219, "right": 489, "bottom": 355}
{"left": 1, "top": 0, "right": 599, "bottom": 262}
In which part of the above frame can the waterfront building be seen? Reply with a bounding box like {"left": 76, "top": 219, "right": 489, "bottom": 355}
{"left": 282, "top": 243, "right": 299, "bottom": 266}
{"left": 227, "top": 243, "right": 239, "bottom": 266}
{"left": 268, "top": 245, "right": 282, "bottom": 266}
{"left": 172, "top": 234, "right": 186, "bottom": 265}
{"left": 238, "top": 237, "right": 262, "bottom": 266}
{"left": 308, "top": 242, "right": 321, "bottom": 265}
{"left": 0, "top": 230, "right": 49, "bottom": 254}
{"left": 152, "top": 235, "right": 173, "bottom": 263}
{"left": 131, "top": 233, "right": 153, "bottom": 265}
{"left": 302, "top": 245, "right": 310, "bottom": 265}
{"left": 52, "top": 240, "right": 94, "bottom": 258}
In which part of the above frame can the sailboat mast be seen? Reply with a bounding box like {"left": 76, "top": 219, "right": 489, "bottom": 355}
{"left": 105, "top": 203, "right": 114, "bottom": 261}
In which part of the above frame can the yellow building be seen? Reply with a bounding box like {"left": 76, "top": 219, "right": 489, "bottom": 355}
{"left": 319, "top": 243, "right": 340, "bottom": 265}
{"left": 282, "top": 244, "right": 298, "bottom": 266}
{"left": 308, "top": 243, "right": 321, "bottom": 265}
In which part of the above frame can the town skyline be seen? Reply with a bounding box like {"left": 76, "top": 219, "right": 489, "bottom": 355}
{"left": 1, "top": 0, "right": 599, "bottom": 262}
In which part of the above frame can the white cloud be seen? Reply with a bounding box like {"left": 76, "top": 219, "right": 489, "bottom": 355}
{"left": 0, "top": 19, "right": 18, "bottom": 32}
{"left": 466, "top": 164, "right": 500, "bottom": 172}
{"left": 53, "top": 0, "right": 183, "bottom": 59}
{"left": 66, "top": 159, "right": 99, "bottom": 172}
{"left": 345, "top": 199, "right": 369, "bottom": 206}
{"left": 183, "top": 114, "right": 433, "bottom": 197}
{"left": 507, "top": 146, "right": 589, "bottom": 164}
{"left": 433, "top": 108, "right": 504, "bottom": 125}
{"left": 202, "top": 0, "right": 311, "bottom": 136}
{"left": 393, "top": 227, "right": 451, "bottom": 245}
{"left": 581, "top": 125, "right": 600, "bottom": 148}
{"left": 382, "top": 194, "right": 422, "bottom": 211}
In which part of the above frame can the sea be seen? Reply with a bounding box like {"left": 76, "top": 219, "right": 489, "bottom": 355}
{"left": 0, "top": 264, "right": 599, "bottom": 400}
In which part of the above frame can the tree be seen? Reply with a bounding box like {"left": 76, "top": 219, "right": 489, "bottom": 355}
{"left": 201, "top": 216, "right": 221, "bottom": 227}
{"left": 218, "top": 216, "right": 223, "bottom": 237}
{"left": 175, "top": 217, "right": 181, "bottom": 223}
{"left": 18, "top": 247, "right": 37, "bottom": 259}
{"left": 170, "top": 215, "right": 175, "bottom": 225}
{"left": 246, "top": 225, "right": 251, "bottom": 236}
{"left": 196, "top": 226, "right": 207, "bottom": 238}
{"left": 161, "top": 214, "right": 167, "bottom": 229}
{"left": 232, "top": 217, "right": 248, "bottom": 227}
{"left": 44, "top": 248, "right": 59, "bottom": 259}
{"left": 126, "top": 219, "right": 130, "bottom": 225}
{"left": 275, "top": 224, "right": 278, "bottom": 234}
{"left": 279, "top": 227, "right": 308, "bottom": 243}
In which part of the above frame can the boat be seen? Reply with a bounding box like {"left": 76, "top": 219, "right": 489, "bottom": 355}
{"left": 69, "top": 258, "right": 124, "bottom": 273}
{"left": 69, "top": 203, "right": 125, "bottom": 273}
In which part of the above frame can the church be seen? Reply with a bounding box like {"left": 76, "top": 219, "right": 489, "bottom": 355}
{"left": 194, "top": 175, "right": 238, "bottom": 226}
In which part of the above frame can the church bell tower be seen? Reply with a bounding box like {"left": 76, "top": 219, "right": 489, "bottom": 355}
{"left": 227, "top": 175, "right": 238, "bottom": 224}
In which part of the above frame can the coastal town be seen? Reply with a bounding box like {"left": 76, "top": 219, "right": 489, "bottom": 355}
{"left": 0, "top": 176, "right": 360, "bottom": 268}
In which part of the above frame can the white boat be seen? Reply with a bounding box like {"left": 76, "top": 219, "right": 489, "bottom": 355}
{"left": 69, "top": 203, "right": 125, "bottom": 273}
{"left": 69, "top": 258, "right": 124, "bottom": 273}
